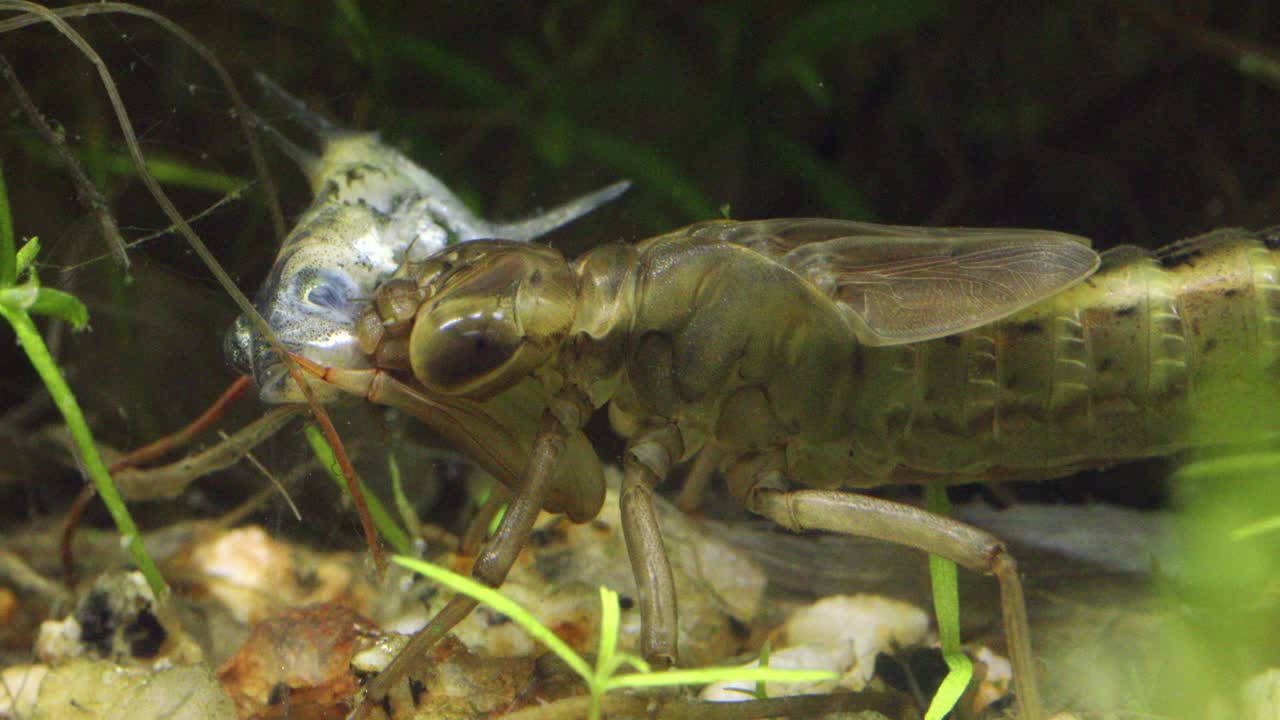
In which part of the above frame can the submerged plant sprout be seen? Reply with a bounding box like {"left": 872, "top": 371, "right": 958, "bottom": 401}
{"left": 3, "top": 3, "right": 1280, "bottom": 720}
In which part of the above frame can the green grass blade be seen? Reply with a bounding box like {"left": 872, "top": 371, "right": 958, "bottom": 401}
{"left": 305, "top": 424, "right": 413, "bottom": 555}
{"left": 766, "top": 0, "right": 945, "bottom": 69}
{"left": 102, "top": 152, "right": 246, "bottom": 195}
{"left": 393, "top": 553, "right": 838, "bottom": 712}
{"left": 387, "top": 452, "right": 422, "bottom": 540}
{"left": 763, "top": 130, "right": 875, "bottom": 219}
{"left": 595, "top": 586, "right": 623, "bottom": 679}
{"left": 755, "top": 640, "right": 773, "bottom": 699}
{"left": 923, "top": 484, "right": 972, "bottom": 720}
{"left": 1176, "top": 451, "right": 1280, "bottom": 483}
{"left": 391, "top": 555, "right": 595, "bottom": 681}
{"left": 332, "top": 0, "right": 372, "bottom": 64}
{"left": 1233, "top": 513, "right": 1280, "bottom": 540}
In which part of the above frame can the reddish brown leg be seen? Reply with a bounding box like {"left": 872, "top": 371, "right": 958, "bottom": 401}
{"left": 114, "top": 375, "right": 254, "bottom": 469}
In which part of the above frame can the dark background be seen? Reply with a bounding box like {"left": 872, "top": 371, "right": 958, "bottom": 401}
{"left": 3, "top": 0, "right": 1280, "bottom": 538}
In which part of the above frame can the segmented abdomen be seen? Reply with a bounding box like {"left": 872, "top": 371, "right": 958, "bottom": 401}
{"left": 851, "top": 228, "right": 1280, "bottom": 483}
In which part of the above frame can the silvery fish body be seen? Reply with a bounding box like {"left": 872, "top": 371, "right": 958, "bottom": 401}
{"left": 224, "top": 84, "right": 628, "bottom": 403}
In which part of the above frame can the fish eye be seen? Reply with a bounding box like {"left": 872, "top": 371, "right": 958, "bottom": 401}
{"left": 298, "top": 269, "right": 356, "bottom": 312}
{"left": 307, "top": 283, "right": 346, "bottom": 310}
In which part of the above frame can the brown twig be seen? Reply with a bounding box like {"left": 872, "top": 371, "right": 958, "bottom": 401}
{"left": 0, "top": 549, "right": 70, "bottom": 606}
{"left": 111, "top": 405, "right": 303, "bottom": 500}
{"left": 0, "top": 51, "right": 129, "bottom": 269}
{"left": 500, "top": 691, "right": 911, "bottom": 720}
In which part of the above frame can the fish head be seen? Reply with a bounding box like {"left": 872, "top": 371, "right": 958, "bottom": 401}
{"left": 225, "top": 202, "right": 414, "bottom": 403}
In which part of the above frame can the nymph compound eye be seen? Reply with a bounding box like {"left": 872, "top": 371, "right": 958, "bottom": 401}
{"left": 413, "top": 304, "right": 524, "bottom": 395}
{"left": 406, "top": 242, "right": 578, "bottom": 399}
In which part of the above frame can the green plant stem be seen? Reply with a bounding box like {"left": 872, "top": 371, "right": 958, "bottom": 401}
{"left": 0, "top": 305, "right": 165, "bottom": 597}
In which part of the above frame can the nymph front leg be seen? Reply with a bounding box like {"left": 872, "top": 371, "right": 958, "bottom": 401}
{"left": 726, "top": 459, "right": 1043, "bottom": 720}
{"left": 363, "top": 408, "right": 570, "bottom": 706}
{"left": 620, "top": 424, "right": 685, "bottom": 668}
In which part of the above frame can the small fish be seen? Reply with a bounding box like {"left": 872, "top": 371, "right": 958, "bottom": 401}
{"left": 224, "top": 77, "right": 628, "bottom": 403}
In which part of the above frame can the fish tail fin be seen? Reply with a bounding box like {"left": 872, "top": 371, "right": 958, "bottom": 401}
{"left": 489, "top": 180, "right": 631, "bottom": 240}
{"left": 243, "top": 104, "right": 320, "bottom": 176}
{"left": 254, "top": 73, "right": 339, "bottom": 139}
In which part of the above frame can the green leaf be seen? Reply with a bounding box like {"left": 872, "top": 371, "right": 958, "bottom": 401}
{"left": 29, "top": 288, "right": 89, "bottom": 329}
{"left": 595, "top": 586, "right": 623, "bottom": 678}
{"left": 15, "top": 237, "right": 39, "bottom": 279}
{"left": 755, "top": 640, "right": 772, "bottom": 699}
{"left": 0, "top": 285, "right": 38, "bottom": 312}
